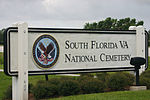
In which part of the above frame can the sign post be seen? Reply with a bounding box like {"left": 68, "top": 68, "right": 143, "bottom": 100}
{"left": 130, "top": 57, "right": 146, "bottom": 85}
{"left": 12, "top": 23, "right": 28, "bottom": 100}
{"left": 3, "top": 24, "right": 148, "bottom": 99}
{"left": 129, "top": 26, "right": 147, "bottom": 74}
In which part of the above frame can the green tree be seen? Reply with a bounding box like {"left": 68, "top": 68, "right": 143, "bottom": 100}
{"left": 84, "top": 17, "right": 144, "bottom": 30}
{"left": 0, "top": 29, "right": 5, "bottom": 45}
{"left": 148, "top": 30, "right": 150, "bottom": 46}
{"left": 0, "top": 30, "right": 3, "bottom": 44}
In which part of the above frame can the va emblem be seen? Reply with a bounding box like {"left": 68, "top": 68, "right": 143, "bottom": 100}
{"left": 32, "top": 34, "right": 59, "bottom": 69}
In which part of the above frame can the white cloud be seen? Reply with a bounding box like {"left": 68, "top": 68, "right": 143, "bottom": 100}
{"left": 0, "top": 0, "right": 150, "bottom": 30}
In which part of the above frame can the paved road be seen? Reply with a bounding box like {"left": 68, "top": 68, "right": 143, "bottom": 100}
{"left": 0, "top": 46, "right": 3, "bottom": 52}
{"left": 0, "top": 69, "right": 3, "bottom": 72}
{"left": 148, "top": 48, "right": 150, "bottom": 56}
{"left": 59, "top": 74, "right": 80, "bottom": 76}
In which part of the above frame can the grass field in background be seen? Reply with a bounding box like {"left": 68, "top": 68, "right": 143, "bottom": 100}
{"left": 48, "top": 90, "right": 150, "bottom": 100}
{"left": 28, "top": 74, "right": 63, "bottom": 85}
{"left": 0, "top": 52, "right": 3, "bottom": 69}
{"left": 148, "top": 56, "right": 150, "bottom": 70}
{"left": 0, "top": 72, "right": 11, "bottom": 100}
{"left": 0, "top": 64, "right": 3, "bottom": 69}
{"left": 0, "top": 52, "right": 3, "bottom": 57}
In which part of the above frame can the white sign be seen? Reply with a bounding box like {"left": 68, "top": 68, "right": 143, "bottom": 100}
{"left": 4, "top": 27, "right": 148, "bottom": 76}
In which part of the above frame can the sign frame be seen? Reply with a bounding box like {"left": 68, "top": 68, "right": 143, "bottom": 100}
{"left": 4, "top": 27, "right": 148, "bottom": 76}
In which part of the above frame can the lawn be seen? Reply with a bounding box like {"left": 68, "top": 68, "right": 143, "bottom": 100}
{"left": 0, "top": 52, "right": 3, "bottom": 69}
{"left": 0, "top": 64, "right": 3, "bottom": 69}
{"left": 28, "top": 74, "right": 62, "bottom": 85}
{"left": 0, "top": 72, "right": 11, "bottom": 100}
{"left": 148, "top": 56, "right": 150, "bottom": 70}
{"left": 48, "top": 90, "right": 150, "bottom": 100}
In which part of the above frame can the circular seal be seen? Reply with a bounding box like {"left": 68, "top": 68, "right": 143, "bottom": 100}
{"left": 32, "top": 34, "right": 59, "bottom": 69}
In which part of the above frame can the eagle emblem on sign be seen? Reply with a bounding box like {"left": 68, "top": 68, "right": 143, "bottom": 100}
{"left": 32, "top": 34, "right": 59, "bottom": 69}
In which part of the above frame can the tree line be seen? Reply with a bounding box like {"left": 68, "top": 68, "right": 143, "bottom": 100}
{"left": 84, "top": 17, "right": 150, "bottom": 46}
{"left": 84, "top": 17, "right": 144, "bottom": 30}
{"left": 0, "top": 29, "right": 4, "bottom": 45}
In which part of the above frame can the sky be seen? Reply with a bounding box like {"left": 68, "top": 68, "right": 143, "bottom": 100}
{"left": 0, "top": 0, "right": 150, "bottom": 30}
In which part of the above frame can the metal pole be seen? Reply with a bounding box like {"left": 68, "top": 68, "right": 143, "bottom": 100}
{"left": 12, "top": 23, "right": 28, "bottom": 100}
{"left": 18, "top": 22, "right": 28, "bottom": 100}
{"left": 129, "top": 26, "right": 146, "bottom": 74}
{"left": 12, "top": 77, "right": 18, "bottom": 100}
{"left": 135, "top": 66, "right": 140, "bottom": 86}
{"left": 12, "top": 24, "right": 18, "bottom": 100}
{"left": 45, "top": 75, "right": 49, "bottom": 81}
{"left": 136, "top": 26, "right": 146, "bottom": 74}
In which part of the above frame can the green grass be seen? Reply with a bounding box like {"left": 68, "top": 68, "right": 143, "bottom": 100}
{"left": 48, "top": 90, "right": 150, "bottom": 100}
{"left": 147, "top": 56, "right": 150, "bottom": 70}
{"left": 0, "top": 52, "right": 3, "bottom": 57}
{"left": 0, "top": 52, "right": 3, "bottom": 69}
{"left": 28, "top": 75, "right": 63, "bottom": 85}
{"left": 0, "top": 72, "right": 11, "bottom": 100}
{"left": 0, "top": 64, "right": 3, "bottom": 69}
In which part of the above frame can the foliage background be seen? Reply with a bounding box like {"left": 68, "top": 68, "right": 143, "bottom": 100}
{"left": 84, "top": 17, "right": 143, "bottom": 30}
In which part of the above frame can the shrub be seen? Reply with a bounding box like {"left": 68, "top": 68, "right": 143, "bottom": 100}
{"left": 48, "top": 77, "right": 61, "bottom": 85}
{"left": 29, "top": 83, "right": 34, "bottom": 93}
{"left": 80, "top": 78, "right": 105, "bottom": 94}
{"left": 140, "top": 70, "right": 150, "bottom": 89}
{"left": 107, "top": 72, "right": 128, "bottom": 91}
{"left": 96, "top": 72, "right": 110, "bottom": 88}
{"left": 96, "top": 72, "right": 110, "bottom": 82}
{"left": 33, "top": 81, "right": 58, "bottom": 99}
{"left": 78, "top": 73, "right": 95, "bottom": 82}
{"left": 59, "top": 76, "right": 76, "bottom": 81}
{"left": 2, "top": 85, "right": 12, "bottom": 100}
{"left": 58, "top": 79, "right": 80, "bottom": 96}
{"left": 77, "top": 75, "right": 92, "bottom": 82}
{"left": 123, "top": 72, "right": 135, "bottom": 85}
{"left": 47, "top": 78, "right": 62, "bottom": 96}
{"left": 80, "top": 73, "right": 94, "bottom": 78}
{"left": 0, "top": 52, "right": 3, "bottom": 65}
